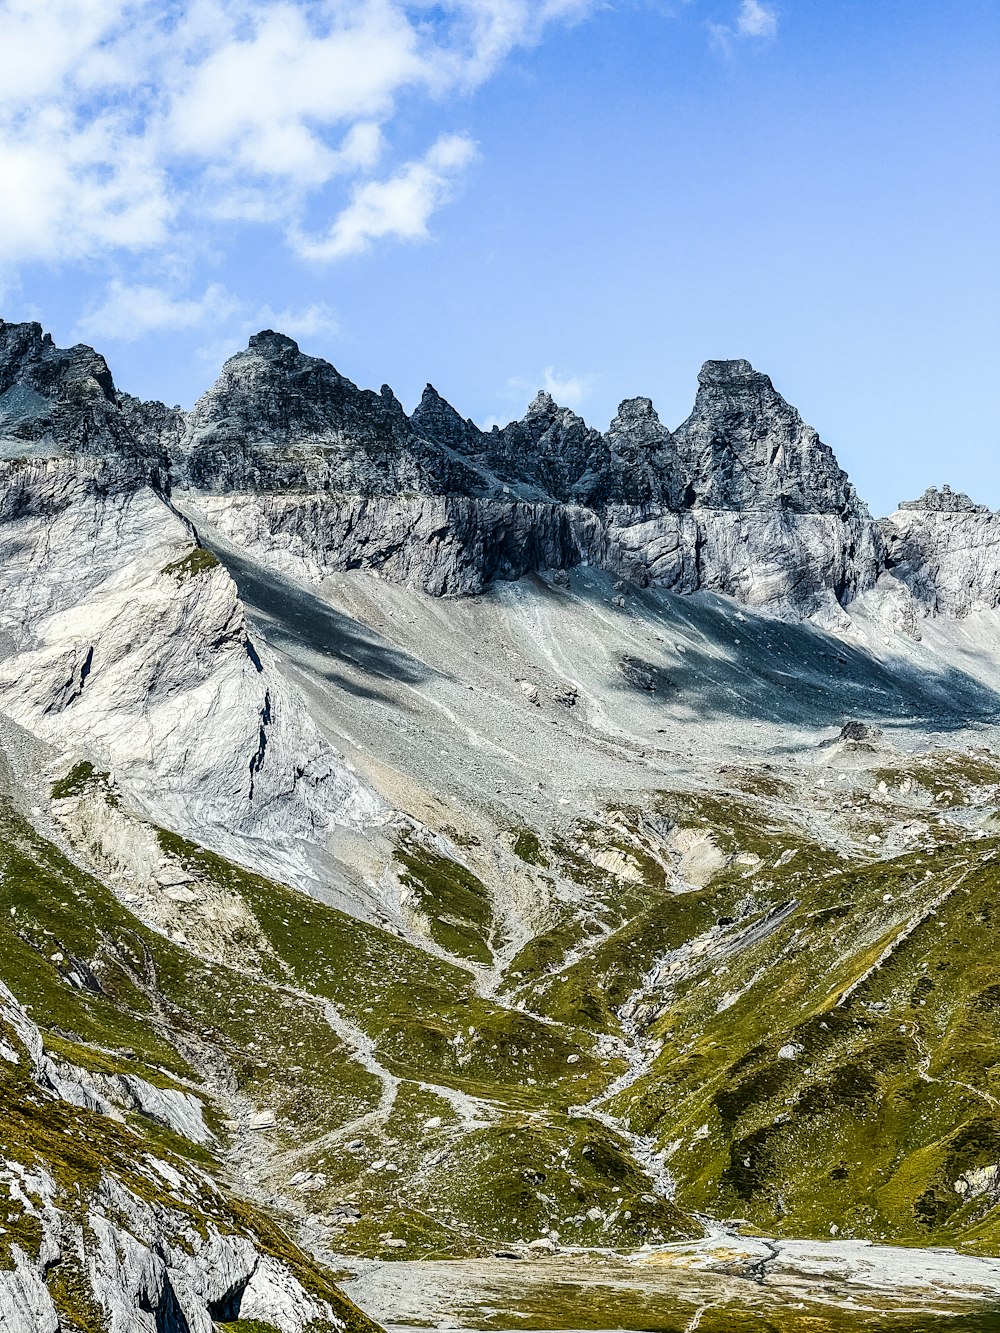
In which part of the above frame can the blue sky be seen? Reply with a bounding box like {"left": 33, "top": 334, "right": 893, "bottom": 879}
{"left": 0, "top": 0, "right": 997, "bottom": 515}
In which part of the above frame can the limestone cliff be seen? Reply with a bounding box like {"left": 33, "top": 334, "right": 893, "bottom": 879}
{"left": 882, "top": 485, "right": 1000, "bottom": 616}
{"left": 168, "top": 334, "right": 887, "bottom": 620}
{"left": 0, "top": 449, "right": 385, "bottom": 894}
{"left": 0, "top": 315, "right": 993, "bottom": 626}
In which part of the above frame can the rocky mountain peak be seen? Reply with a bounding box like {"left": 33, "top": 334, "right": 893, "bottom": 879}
{"left": 603, "top": 397, "right": 680, "bottom": 506}
{"left": 614, "top": 395, "right": 659, "bottom": 423}
{"left": 0, "top": 318, "right": 55, "bottom": 372}
{"left": 177, "top": 331, "right": 483, "bottom": 496}
{"left": 246, "top": 329, "right": 301, "bottom": 358}
{"left": 897, "top": 485, "right": 989, "bottom": 514}
{"left": 410, "top": 383, "right": 483, "bottom": 457}
{"left": 526, "top": 389, "right": 559, "bottom": 419}
{"left": 418, "top": 382, "right": 447, "bottom": 409}
{"left": 0, "top": 318, "right": 116, "bottom": 403}
{"left": 674, "top": 358, "right": 863, "bottom": 517}
{"left": 0, "top": 314, "right": 995, "bottom": 627}
{"left": 688, "top": 357, "right": 797, "bottom": 423}
{"left": 696, "top": 357, "right": 758, "bottom": 386}
{"left": 0, "top": 318, "right": 151, "bottom": 465}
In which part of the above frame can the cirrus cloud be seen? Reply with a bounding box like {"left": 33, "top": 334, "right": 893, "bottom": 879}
{"left": 736, "top": 0, "right": 778, "bottom": 39}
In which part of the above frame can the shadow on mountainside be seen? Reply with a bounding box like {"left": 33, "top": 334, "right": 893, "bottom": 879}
{"left": 211, "top": 544, "right": 434, "bottom": 701}
{"left": 213, "top": 546, "right": 1000, "bottom": 732}
{"left": 585, "top": 582, "right": 1000, "bottom": 733}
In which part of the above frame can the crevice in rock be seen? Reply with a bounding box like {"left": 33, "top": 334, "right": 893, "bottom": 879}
{"left": 206, "top": 1268, "right": 255, "bottom": 1322}
{"left": 46, "top": 645, "right": 95, "bottom": 713}
{"left": 247, "top": 689, "right": 271, "bottom": 801}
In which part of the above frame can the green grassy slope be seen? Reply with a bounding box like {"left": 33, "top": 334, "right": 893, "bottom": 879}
{"left": 13, "top": 733, "right": 1000, "bottom": 1329}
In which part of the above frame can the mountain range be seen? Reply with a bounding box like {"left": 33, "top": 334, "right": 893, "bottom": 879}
{"left": 2, "top": 318, "right": 1000, "bottom": 1331}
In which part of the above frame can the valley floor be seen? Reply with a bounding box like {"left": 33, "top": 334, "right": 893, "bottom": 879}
{"left": 341, "top": 1239, "right": 1000, "bottom": 1331}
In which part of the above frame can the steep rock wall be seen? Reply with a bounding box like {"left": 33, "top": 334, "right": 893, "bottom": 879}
{"left": 0, "top": 318, "right": 993, "bottom": 625}
{"left": 882, "top": 487, "right": 1000, "bottom": 616}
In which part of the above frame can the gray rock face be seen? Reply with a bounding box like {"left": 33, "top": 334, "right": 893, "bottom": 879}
{"left": 185, "top": 490, "right": 608, "bottom": 597}
{"left": 897, "top": 484, "right": 987, "bottom": 513}
{"left": 0, "top": 453, "right": 384, "bottom": 890}
{"left": 671, "top": 359, "right": 864, "bottom": 516}
{"left": 0, "top": 1253, "right": 59, "bottom": 1333}
{"left": 882, "top": 492, "right": 1000, "bottom": 616}
{"left": 86, "top": 1177, "right": 335, "bottom": 1333}
{"left": 477, "top": 391, "right": 623, "bottom": 504}
{"left": 604, "top": 504, "right": 883, "bottom": 620}
{"left": 0, "top": 318, "right": 992, "bottom": 623}
{"left": 0, "top": 320, "right": 161, "bottom": 472}
{"left": 178, "top": 330, "right": 486, "bottom": 496}
{"left": 165, "top": 333, "right": 885, "bottom": 618}
{"left": 107, "top": 1074, "right": 214, "bottom": 1145}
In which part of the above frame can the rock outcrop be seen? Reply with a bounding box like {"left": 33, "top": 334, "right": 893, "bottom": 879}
{"left": 177, "top": 329, "right": 486, "bottom": 496}
{"left": 164, "top": 336, "right": 886, "bottom": 619}
{"left": 0, "top": 980, "right": 377, "bottom": 1333}
{"left": 183, "top": 490, "right": 608, "bottom": 597}
{"left": 0, "top": 321, "right": 161, "bottom": 471}
{"left": 671, "top": 359, "right": 862, "bottom": 514}
{"left": 882, "top": 487, "right": 1000, "bottom": 616}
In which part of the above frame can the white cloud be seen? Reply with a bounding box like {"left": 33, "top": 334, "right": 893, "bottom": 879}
{"left": 78, "top": 281, "right": 239, "bottom": 342}
{"left": 78, "top": 278, "right": 341, "bottom": 353}
{"left": 0, "top": 0, "right": 601, "bottom": 273}
{"left": 166, "top": 4, "right": 423, "bottom": 184}
{"left": 292, "top": 134, "right": 478, "bottom": 261}
{"left": 251, "top": 302, "right": 339, "bottom": 340}
{"left": 541, "top": 366, "right": 600, "bottom": 409}
{"left": 736, "top": 1, "right": 778, "bottom": 39}
{"left": 710, "top": 0, "right": 778, "bottom": 51}
{"left": 193, "top": 300, "right": 340, "bottom": 367}
{"left": 502, "top": 365, "right": 601, "bottom": 415}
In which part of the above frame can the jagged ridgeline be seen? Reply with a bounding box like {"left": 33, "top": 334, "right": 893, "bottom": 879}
{"left": 3, "top": 318, "right": 1000, "bottom": 1329}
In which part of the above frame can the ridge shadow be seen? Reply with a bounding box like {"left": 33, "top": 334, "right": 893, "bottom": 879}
{"left": 571, "top": 580, "right": 1000, "bottom": 733}
{"left": 209, "top": 544, "right": 434, "bottom": 702}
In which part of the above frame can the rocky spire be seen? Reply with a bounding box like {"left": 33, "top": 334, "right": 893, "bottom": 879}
{"left": 0, "top": 319, "right": 154, "bottom": 465}
{"left": 605, "top": 397, "right": 681, "bottom": 506}
{"left": 527, "top": 389, "right": 558, "bottom": 417}
{"left": 672, "top": 359, "right": 865, "bottom": 516}
{"left": 410, "top": 383, "right": 484, "bottom": 458}
{"left": 246, "top": 329, "right": 301, "bottom": 358}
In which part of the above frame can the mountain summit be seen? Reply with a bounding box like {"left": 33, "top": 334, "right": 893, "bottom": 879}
{"left": 4, "top": 319, "right": 995, "bottom": 620}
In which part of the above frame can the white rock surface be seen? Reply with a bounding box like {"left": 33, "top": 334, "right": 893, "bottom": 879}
{"left": 0, "top": 977, "right": 346, "bottom": 1333}
{"left": 108, "top": 1074, "right": 214, "bottom": 1145}
{"left": 0, "top": 1250, "right": 60, "bottom": 1333}
{"left": 0, "top": 458, "right": 385, "bottom": 893}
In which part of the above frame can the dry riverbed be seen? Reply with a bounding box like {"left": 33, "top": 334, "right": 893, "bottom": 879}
{"left": 340, "top": 1237, "right": 1000, "bottom": 1331}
